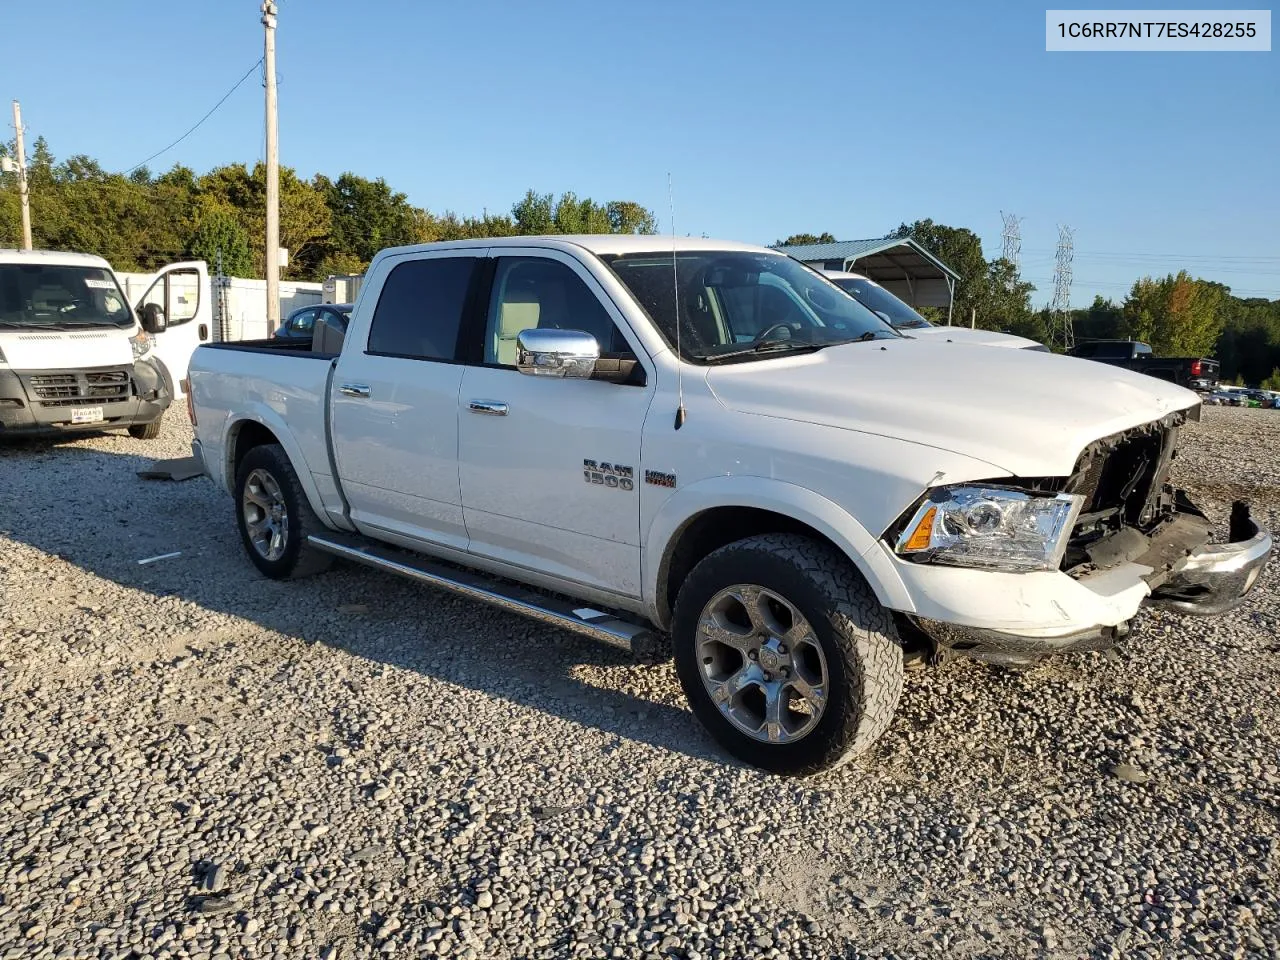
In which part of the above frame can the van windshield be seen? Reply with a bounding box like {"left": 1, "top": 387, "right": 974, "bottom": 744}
{"left": 0, "top": 263, "right": 133, "bottom": 329}
{"left": 601, "top": 251, "right": 897, "bottom": 363}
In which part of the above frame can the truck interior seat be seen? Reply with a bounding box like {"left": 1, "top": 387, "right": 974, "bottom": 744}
{"left": 496, "top": 288, "right": 540, "bottom": 366}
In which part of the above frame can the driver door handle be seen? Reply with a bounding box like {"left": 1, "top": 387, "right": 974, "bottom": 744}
{"left": 340, "top": 383, "right": 371, "bottom": 398}
{"left": 468, "top": 399, "right": 508, "bottom": 416}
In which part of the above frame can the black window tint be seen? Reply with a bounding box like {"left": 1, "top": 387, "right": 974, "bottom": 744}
{"left": 367, "top": 257, "right": 476, "bottom": 360}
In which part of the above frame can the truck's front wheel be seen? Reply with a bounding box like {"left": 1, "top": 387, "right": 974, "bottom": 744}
{"left": 234, "top": 443, "right": 332, "bottom": 580}
{"left": 672, "top": 534, "right": 903, "bottom": 775}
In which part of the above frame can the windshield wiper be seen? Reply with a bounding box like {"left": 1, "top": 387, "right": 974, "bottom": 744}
{"left": 699, "top": 339, "right": 826, "bottom": 364}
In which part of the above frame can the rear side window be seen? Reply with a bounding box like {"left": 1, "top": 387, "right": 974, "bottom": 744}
{"left": 367, "top": 257, "right": 476, "bottom": 360}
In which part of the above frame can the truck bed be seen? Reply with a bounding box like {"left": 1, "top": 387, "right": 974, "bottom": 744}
{"left": 188, "top": 340, "right": 338, "bottom": 509}
{"left": 202, "top": 337, "right": 337, "bottom": 360}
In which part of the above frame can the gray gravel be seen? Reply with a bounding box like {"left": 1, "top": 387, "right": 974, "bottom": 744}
{"left": 1, "top": 407, "right": 1277, "bottom": 959}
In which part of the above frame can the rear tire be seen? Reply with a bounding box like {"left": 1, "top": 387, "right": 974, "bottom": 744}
{"left": 128, "top": 416, "right": 163, "bottom": 440}
{"left": 672, "top": 533, "right": 902, "bottom": 775}
{"left": 234, "top": 443, "right": 333, "bottom": 580}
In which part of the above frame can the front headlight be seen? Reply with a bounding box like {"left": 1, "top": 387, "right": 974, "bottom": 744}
{"left": 894, "top": 485, "right": 1084, "bottom": 573}
{"left": 130, "top": 329, "right": 154, "bottom": 361}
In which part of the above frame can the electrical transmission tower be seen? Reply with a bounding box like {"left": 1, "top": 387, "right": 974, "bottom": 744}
{"left": 1050, "top": 224, "right": 1075, "bottom": 350}
{"left": 999, "top": 211, "right": 1023, "bottom": 275}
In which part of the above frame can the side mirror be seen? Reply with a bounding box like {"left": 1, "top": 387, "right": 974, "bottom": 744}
{"left": 139, "top": 302, "right": 168, "bottom": 334}
{"left": 516, "top": 328, "right": 599, "bottom": 379}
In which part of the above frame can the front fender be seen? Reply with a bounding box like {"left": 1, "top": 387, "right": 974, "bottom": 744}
{"left": 219, "top": 407, "right": 330, "bottom": 523}
{"left": 641, "top": 475, "right": 914, "bottom": 627}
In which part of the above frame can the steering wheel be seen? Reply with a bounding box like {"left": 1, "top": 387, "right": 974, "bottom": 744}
{"left": 751, "top": 322, "right": 794, "bottom": 345}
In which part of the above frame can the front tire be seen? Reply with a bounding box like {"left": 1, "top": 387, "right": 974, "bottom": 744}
{"left": 234, "top": 443, "right": 332, "bottom": 580}
{"left": 128, "top": 416, "right": 163, "bottom": 440}
{"left": 672, "top": 534, "right": 903, "bottom": 775}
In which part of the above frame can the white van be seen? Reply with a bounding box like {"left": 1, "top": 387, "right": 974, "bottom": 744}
{"left": 0, "top": 250, "right": 208, "bottom": 439}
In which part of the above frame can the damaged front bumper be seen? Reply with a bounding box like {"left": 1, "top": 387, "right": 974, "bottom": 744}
{"left": 908, "top": 496, "right": 1270, "bottom": 665}
{"left": 1147, "top": 501, "right": 1271, "bottom": 615}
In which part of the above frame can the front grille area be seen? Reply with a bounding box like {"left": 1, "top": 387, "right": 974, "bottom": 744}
{"left": 1061, "top": 417, "right": 1182, "bottom": 571}
{"left": 22, "top": 368, "right": 133, "bottom": 406}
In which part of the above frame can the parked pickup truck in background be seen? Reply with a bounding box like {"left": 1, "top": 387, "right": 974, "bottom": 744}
{"left": 187, "top": 236, "right": 1271, "bottom": 774}
{"left": 1068, "top": 339, "right": 1220, "bottom": 391}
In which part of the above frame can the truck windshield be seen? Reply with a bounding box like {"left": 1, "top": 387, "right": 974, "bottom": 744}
{"left": 829, "top": 277, "right": 931, "bottom": 330}
{"left": 602, "top": 251, "right": 897, "bottom": 363}
{"left": 0, "top": 263, "right": 133, "bottom": 329}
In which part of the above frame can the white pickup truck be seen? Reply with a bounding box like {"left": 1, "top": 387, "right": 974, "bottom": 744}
{"left": 187, "top": 236, "right": 1271, "bottom": 774}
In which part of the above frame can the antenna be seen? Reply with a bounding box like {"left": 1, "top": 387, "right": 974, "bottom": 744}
{"left": 669, "top": 173, "right": 686, "bottom": 429}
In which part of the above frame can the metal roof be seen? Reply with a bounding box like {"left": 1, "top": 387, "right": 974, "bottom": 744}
{"left": 771, "top": 237, "right": 960, "bottom": 282}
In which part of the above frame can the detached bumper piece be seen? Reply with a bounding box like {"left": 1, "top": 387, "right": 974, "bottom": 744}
{"left": 912, "top": 618, "right": 1124, "bottom": 668}
{"left": 1148, "top": 501, "right": 1272, "bottom": 615}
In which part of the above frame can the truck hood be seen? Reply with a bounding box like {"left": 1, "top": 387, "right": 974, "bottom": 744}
{"left": 0, "top": 328, "right": 134, "bottom": 369}
{"left": 704, "top": 340, "right": 1199, "bottom": 477}
{"left": 905, "top": 325, "right": 1043, "bottom": 350}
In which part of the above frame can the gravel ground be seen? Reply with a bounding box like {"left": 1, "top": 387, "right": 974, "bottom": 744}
{"left": 1, "top": 407, "right": 1277, "bottom": 960}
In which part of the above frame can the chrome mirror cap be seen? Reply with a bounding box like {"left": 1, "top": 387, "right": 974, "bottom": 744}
{"left": 515, "top": 328, "right": 600, "bottom": 379}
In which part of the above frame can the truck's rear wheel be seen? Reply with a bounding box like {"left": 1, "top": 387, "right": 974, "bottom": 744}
{"left": 672, "top": 533, "right": 902, "bottom": 775}
{"left": 128, "top": 415, "right": 163, "bottom": 440}
{"left": 234, "top": 443, "right": 332, "bottom": 580}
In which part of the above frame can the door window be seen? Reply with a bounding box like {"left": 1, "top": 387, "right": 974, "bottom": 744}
{"left": 288, "top": 308, "right": 317, "bottom": 335}
{"left": 483, "top": 257, "right": 629, "bottom": 366}
{"left": 367, "top": 257, "right": 476, "bottom": 361}
{"left": 139, "top": 268, "right": 201, "bottom": 326}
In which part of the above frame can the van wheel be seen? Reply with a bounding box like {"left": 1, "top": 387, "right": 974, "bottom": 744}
{"left": 128, "top": 416, "right": 163, "bottom": 440}
{"left": 234, "top": 443, "right": 332, "bottom": 580}
{"left": 672, "top": 534, "right": 902, "bottom": 775}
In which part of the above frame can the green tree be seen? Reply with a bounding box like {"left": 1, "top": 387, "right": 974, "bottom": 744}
{"left": 317, "top": 172, "right": 418, "bottom": 266}
{"left": 188, "top": 208, "right": 253, "bottom": 276}
{"left": 1261, "top": 369, "right": 1280, "bottom": 391}
{"left": 775, "top": 232, "right": 836, "bottom": 246}
{"left": 512, "top": 190, "right": 556, "bottom": 234}
{"left": 607, "top": 200, "right": 656, "bottom": 234}
{"left": 1122, "top": 271, "right": 1227, "bottom": 356}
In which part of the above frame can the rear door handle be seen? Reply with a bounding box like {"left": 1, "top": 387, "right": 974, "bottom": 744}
{"left": 468, "top": 399, "right": 508, "bottom": 416}
{"left": 340, "top": 383, "right": 371, "bottom": 398}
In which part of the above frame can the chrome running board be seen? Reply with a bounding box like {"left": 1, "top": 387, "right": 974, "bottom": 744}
{"left": 307, "top": 533, "right": 658, "bottom": 656}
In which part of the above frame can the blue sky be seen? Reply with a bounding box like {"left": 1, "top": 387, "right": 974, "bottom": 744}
{"left": 2, "top": 0, "right": 1276, "bottom": 302}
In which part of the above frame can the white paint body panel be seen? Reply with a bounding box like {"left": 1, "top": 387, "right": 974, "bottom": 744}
{"left": 189, "top": 235, "right": 1202, "bottom": 640}
{"left": 907, "top": 325, "right": 1042, "bottom": 349}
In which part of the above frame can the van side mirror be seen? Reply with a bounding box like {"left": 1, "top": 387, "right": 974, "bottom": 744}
{"left": 139, "top": 302, "right": 168, "bottom": 334}
{"left": 516, "top": 329, "right": 599, "bottom": 379}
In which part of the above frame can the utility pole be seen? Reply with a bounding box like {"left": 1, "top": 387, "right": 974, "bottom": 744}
{"left": 1050, "top": 225, "right": 1075, "bottom": 350}
{"left": 11, "top": 101, "right": 32, "bottom": 250}
{"left": 262, "top": 0, "right": 280, "bottom": 325}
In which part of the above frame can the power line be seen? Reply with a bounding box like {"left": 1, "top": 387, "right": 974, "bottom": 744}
{"left": 126, "top": 57, "right": 264, "bottom": 174}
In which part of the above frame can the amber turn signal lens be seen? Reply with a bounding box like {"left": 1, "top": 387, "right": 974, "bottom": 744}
{"left": 904, "top": 506, "right": 936, "bottom": 551}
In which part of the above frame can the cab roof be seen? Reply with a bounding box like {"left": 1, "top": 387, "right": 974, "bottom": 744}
{"left": 375, "top": 234, "right": 776, "bottom": 261}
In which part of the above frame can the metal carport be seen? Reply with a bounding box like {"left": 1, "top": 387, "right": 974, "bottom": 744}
{"left": 772, "top": 238, "right": 960, "bottom": 324}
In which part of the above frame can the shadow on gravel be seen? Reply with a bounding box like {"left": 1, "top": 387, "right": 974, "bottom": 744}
{"left": 0, "top": 439, "right": 725, "bottom": 767}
